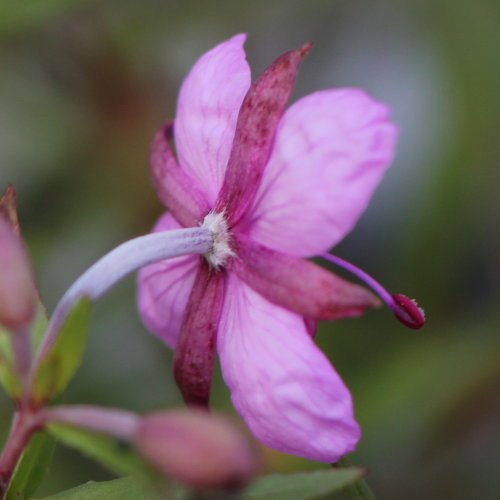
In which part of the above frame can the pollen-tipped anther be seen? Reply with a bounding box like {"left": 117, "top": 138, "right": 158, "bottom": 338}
{"left": 390, "top": 294, "right": 425, "bottom": 329}
{"left": 320, "top": 253, "right": 425, "bottom": 330}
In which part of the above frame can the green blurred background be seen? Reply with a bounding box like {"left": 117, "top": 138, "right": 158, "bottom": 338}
{"left": 1, "top": 0, "right": 499, "bottom": 498}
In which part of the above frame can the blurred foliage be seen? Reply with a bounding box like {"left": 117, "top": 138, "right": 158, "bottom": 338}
{"left": 0, "top": 0, "right": 499, "bottom": 498}
{"left": 34, "top": 467, "right": 365, "bottom": 500}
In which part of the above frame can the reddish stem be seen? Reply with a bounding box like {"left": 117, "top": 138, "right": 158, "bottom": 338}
{"left": 0, "top": 410, "right": 40, "bottom": 499}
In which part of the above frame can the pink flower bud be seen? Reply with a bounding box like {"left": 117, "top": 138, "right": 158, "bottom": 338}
{"left": 0, "top": 216, "right": 37, "bottom": 330}
{"left": 134, "top": 409, "right": 259, "bottom": 490}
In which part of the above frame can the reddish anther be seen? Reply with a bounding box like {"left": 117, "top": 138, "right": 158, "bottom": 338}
{"left": 391, "top": 294, "right": 425, "bottom": 329}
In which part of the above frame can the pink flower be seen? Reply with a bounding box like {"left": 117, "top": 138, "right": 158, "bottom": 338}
{"left": 138, "top": 34, "right": 402, "bottom": 462}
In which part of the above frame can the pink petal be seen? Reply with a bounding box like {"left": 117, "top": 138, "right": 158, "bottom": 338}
{"left": 173, "top": 260, "right": 226, "bottom": 407}
{"left": 150, "top": 123, "right": 211, "bottom": 227}
{"left": 174, "top": 34, "right": 251, "bottom": 205}
{"left": 228, "top": 234, "right": 380, "bottom": 320}
{"left": 244, "top": 89, "right": 398, "bottom": 257}
{"left": 215, "top": 43, "right": 312, "bottom": 224}
{"left": 137, "top": 213, "right": 199, "bottom": 348}
{"left": 217, "top": 274, "right": 360, "bottom": 462}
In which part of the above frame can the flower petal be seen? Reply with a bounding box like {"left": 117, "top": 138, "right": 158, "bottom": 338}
{"left": 245, "top": 89, "right": 398, "bottom": 256}
{"left": 137, "top": 213, "right": 199, "bottom": 348}
{"left": 217, "top": 274, "right": 360, "bottom": 462}
{"left": 173, "top": 260, "right": 226, "bottom": 407}
{"left": 215, "top": 43, "right": 312, "bottom": 224}
{"left": 228, "top": 234, "right": 380, "bottom": 320}
{"left": 150, "top": 123, "right": 211, "bottom": 227}
{"left": 174, "top": 34, "right": 251, "bottom": 205}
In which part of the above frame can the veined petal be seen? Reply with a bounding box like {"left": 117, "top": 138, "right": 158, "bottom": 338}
{"left": 244, "top": 89, "right": 397, "bottom": 256}
{"left": 174, "top": 34, "right": 251, "bottom": 205}
{"left": 137, "top": 213, "right": 199, "bottom": 348}
{"left": 174, "top": 260, "right": 226, "bottom": 407}
{"left": 228, "top": 234, "right": 380, "bottom": 320}
{"left": 150, "top": 124, "right": 211, "bottom": 227}
{"left": 215, "top": 43, "right": 312, "bottom": 223}
{"left": 217, "top": 274, "right": 360, "bottom": 462}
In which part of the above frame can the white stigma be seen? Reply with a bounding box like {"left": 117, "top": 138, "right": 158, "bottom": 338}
{"left": 201, "top": 212, "right": 234, "bottom": 269}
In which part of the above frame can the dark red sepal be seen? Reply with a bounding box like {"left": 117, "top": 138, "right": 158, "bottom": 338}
{"left": 173, "top": 259, "right": 226, "bottom": 407}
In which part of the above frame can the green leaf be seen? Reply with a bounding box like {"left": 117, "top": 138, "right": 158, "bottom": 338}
{"left": 6, "top": 431, "right": 56, "bottom": 500}
{"left": 34, "top": 476, "right": 160, "bottom": 500}
{"left": 240, "top": 467, "right": 365, "bottom": 500}
{"left": 46, "top": 423, "right": 150, "bottom": 477}
{"left": 33, "top": 467, "right": 364, "bottom": 500}
{"left": 33, "top": 298, "right": 91, "bottom": 405}
{"left": 0, "top": 327, "right": 22, "bottom": 398}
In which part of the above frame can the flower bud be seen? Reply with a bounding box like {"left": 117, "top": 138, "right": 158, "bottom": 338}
{"left": 0, "top": 216, "right": 37, "bottom": 330}
{"left": 134, "top": 409, "right": 259, "bottom": 490}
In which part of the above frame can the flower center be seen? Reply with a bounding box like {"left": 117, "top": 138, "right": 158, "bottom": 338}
{"left": 201, "top": 212, "right": 234, "bottom": 269}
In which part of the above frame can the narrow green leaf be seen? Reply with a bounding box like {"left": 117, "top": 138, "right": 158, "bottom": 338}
{"left": 0, "top": 327, "right": 22, "bottom": 398}
{"left": 6, "top": 431, "right": 56, "bottom": 500}
{"left": 33, "top": 298, "right": 91, "bottom": 404}
{"left": 46, "top": 423, "right": 150, "bottom": 477}
{"left": 241, "top": 468, "right": 365, "bottom": 500}
{"left": 34, "top": 476, "right": 160, "bottom": 500}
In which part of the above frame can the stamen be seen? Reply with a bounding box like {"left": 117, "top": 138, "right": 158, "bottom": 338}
{"left": 320, "top": 253, "right": 425, "bottom": 329}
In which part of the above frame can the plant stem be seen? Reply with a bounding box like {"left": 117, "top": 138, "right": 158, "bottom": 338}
{"left": 337, "top": 457, "right": 377, "bottom": 500}
{"left": 41, "top": 405, "right": 140, "bottom": 440}
{"left": 0, "top": 411, "right": 39, "bottom": 499}
{"left": 11, "top": 327, "right": 31, "bottom": 391}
